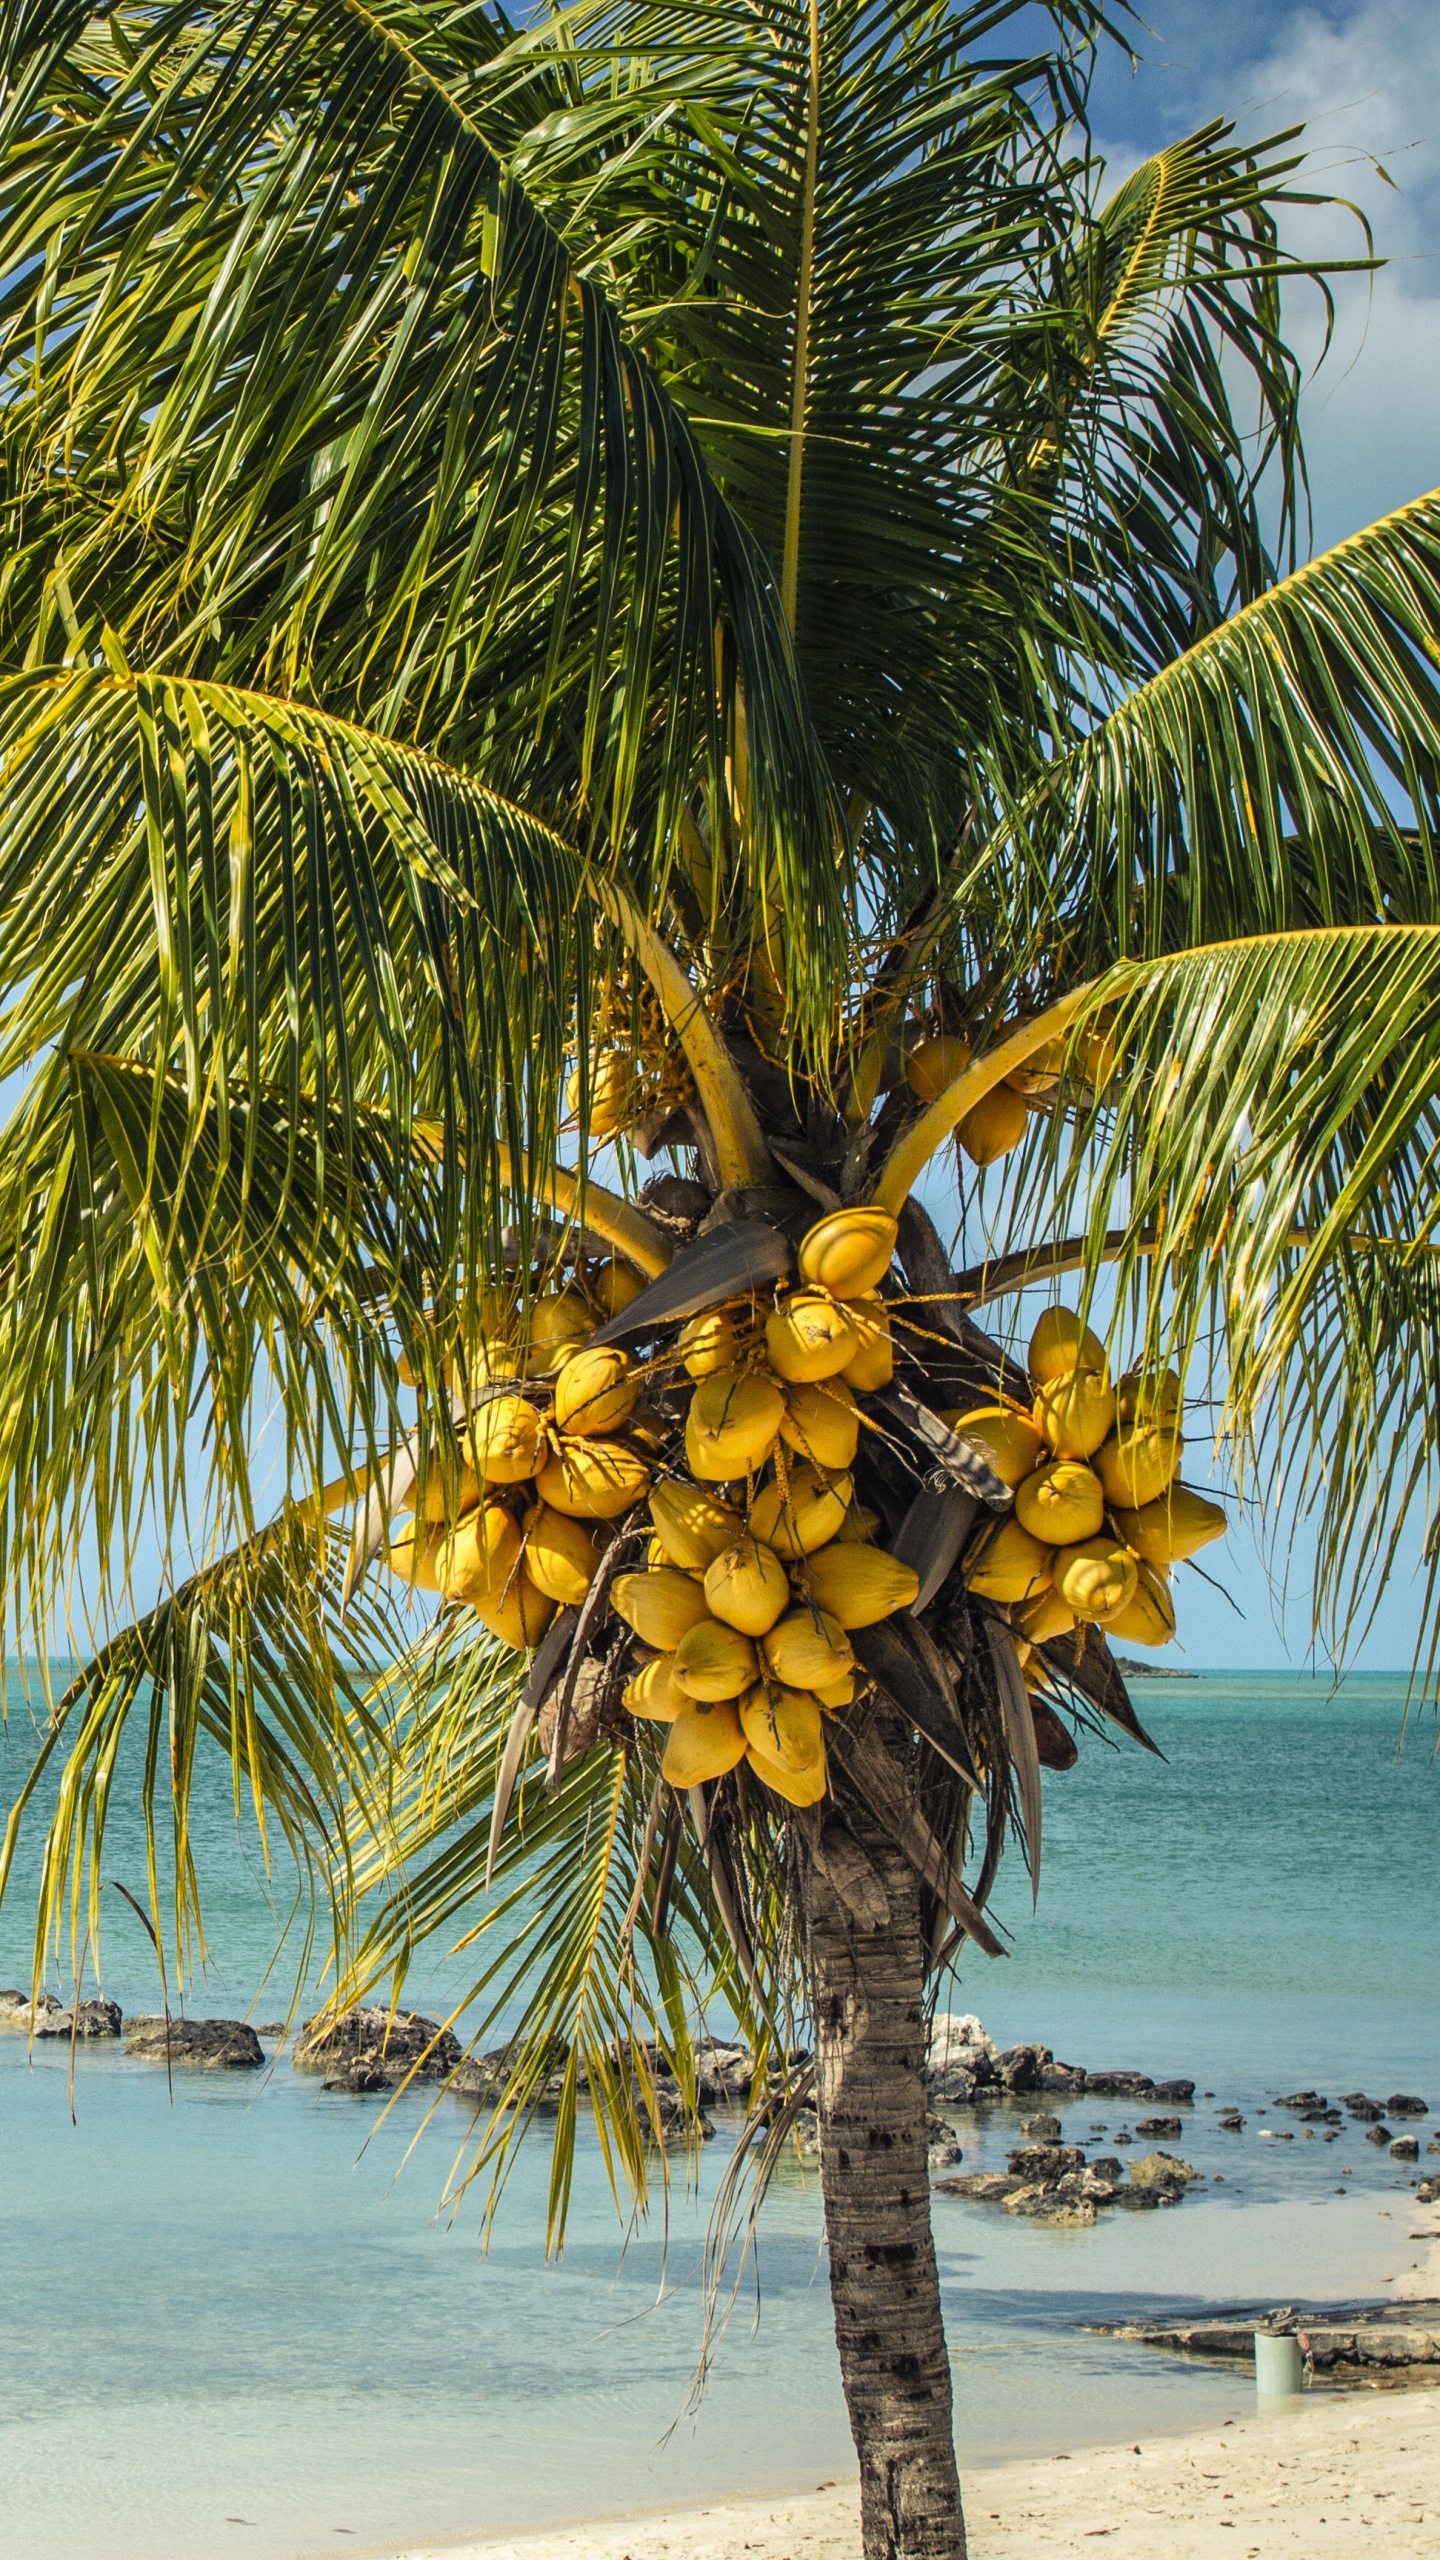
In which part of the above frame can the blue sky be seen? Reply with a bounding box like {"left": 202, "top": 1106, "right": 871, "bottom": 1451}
{"left": 1089, "top": 0, "right": 1439, "bottom": 557}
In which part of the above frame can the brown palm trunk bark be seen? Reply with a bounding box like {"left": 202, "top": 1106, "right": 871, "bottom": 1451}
{"left": 805, "top": 1771, "right": 967, "bottom": 2560}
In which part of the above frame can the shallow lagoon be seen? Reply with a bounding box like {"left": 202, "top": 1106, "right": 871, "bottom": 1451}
{"left": 1, "top": 1672, "right": 1435, "bottom": 2558}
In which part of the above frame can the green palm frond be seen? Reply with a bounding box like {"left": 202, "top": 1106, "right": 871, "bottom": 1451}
{"left": 963, "top": 487, "right": 1440, "bottom": 985}
{"left": 0, "top": 0, "right": 841, "bottom": 1026}
{"left": 1022, "top": 924, "right": 1440, "bottom": 1657}
{"left": 328, "top": 1618, "right": 792, "bottom": 2248}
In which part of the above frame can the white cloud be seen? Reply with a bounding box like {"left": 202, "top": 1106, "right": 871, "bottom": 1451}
{"left": 1100, "top": 0, "right": 1440, "bottom": 551}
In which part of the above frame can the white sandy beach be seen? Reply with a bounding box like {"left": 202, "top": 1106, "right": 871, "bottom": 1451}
{"left": 393, "top": 2224, "right": 1440, "bottom": 2560}
{"left": 391, "top": 2390, "right": 1439, "bottom": 2560}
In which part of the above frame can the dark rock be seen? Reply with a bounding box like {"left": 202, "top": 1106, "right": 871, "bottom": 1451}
{"left": 1086, "top": 2071, "right": 1155, "bottom": 2098}
{"left": 1039, "top": 2062, "right": 1087, "bottom": 2093}
{"left": 929, "top": 2067, "right": 979, "bottom": 2103}
{"left": 1418, "top": 2178, "right": 1440, "bottom": 2203}
{"left": 1278, "top": 2089, "right": 1325, "bottom": 2111}
{"left": 1342, "top": 2093, "right": 1385, "bottom": 2119}
{"left": 1388, "top": 2095, "right": 1430, "bottom": 2118}
{"left": 933, "top": 2172, "right": 1024, "bottom": 2202}
{"left": 1135, "top": 2115, "right": 1184, "bottom": 2139}
{"left": 995, "top": 2042, "right": 1051, "bottom": 2093}
{"left": 1021, "top": 2112, "right": 1063, "bottom": 2141}
{"left": 1089, "top": 2158, "right": 1125, "bottom": 2183}
{"left": 0, "top": 1990, "right": 66, "bottom": 2029}
{"left": 1390, "top": 2136, "right": 1420, "bottom": 2162}
{"left": 1007, "top": 2144, "right": 1085, "bottom": 2181}
{"left": 1217, "top": 2113, "right": 1245, "bottom": 2130}
{"left": 28, "top": 1998, "right": 122, "bottom": 2039}
{"left": 1366, "top": 2125, "right": 1394, "bottom": 2146}
{"left": 124, "top": 2017, "right": 263, "bottom": 2068}
{"left": 1151, "top": 2080, "right": 1196, "bottom": 2103}
{"left": 322, "top": 2067, "right": 390, "bottom": 2094}
{"left": 255, "top": 2023, "right": 287, "bottom": 2037}
{"left": 295, "top": 2005, "right": 462, "bottom": 2084}
{"left": 1298, "top": 2107, "right": 1343, "bottom": 2124}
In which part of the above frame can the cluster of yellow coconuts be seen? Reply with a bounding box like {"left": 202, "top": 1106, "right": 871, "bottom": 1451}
{"left": 384, "top": 1205, "right": 923, "bottom": 1802}
{"left": 905, "top": 1022, "right": 1117, "bottom": 1169}
{"left": 954, "top": 1306, "right": 1225, "bottom": 1648}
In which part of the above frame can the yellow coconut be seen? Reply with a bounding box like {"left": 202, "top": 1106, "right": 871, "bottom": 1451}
{"left": 522, "top": 1502, "right": 601, "bottom": 1606}
{"left": 385, "top": 1523, "right": 446, "bottom": 1593}
{"left": 1033, "top": 1367, "right": 1117, "bottom": 1461}
{"left": 440, "top": 1503, "right": 523, "bottom": 1604}
{"left": 661, "top": 1699, "right": 748, "bottom": 1787}
{"left": 703, "top": 1538, "right": 791, "bottom": 1637}
{"left": 464, "top": 1336, "right": 524, "bottom": 1387}
{"left": 673, "top": 1619, "right": 759, "bottom": 1702}
{"left": 957, "top": 1083, "right": 1028, "bottom": 1166}
{"left": 942, "top": 1402, "right": 1044, "bottom": 1489}
{"left": 649, "top": 1482, "right": 744, "bottom": 1571}
{"left": 1014, "top": 1460, "right": 1106, "bottom": 1546}
{"left": 1014, "top": 1585, "right": 1078, "bottom": 1644}
{"left": 611, "top": 1567, "right": 713, "bottom": 1651}
{"left": 1079, "top": 1026, "right": 1119, "bottom": 1090}
{"left": 840, "top": 1299, "right": 894, "bottom": 1390}
{"left": 796, "top": 1207, "right": 898, "bottom": 1300}
{"left": 1093, "top": 1422, "right": 1182, "bottom": 1511}
{"left": 623, "top": 1655, "right": 689, "bottom": 1722}
{"left": 966, "top": 1517, "right": 1052, "bottom": 1604}
{"left": 471, "top": 1569, "right": 556, "bottom": 1651}
{"left": 467, "top": 1394, "right": 547, "bottom": 1485}
{"left": 525, "top": 1288, "right": 595, "bottom": 1374}
{"left": 905, "top": 1031, "right": 971, "bottom": 1102}
{"left": 813, "top": 1669, "right": 856, "bottom": 1711}
{"left": 553, "top": 1345, "right": 639, "bottom": 1438}
{"left": 1105, "top": 1560, "right": 1177, "bottom": 1648}
{"left": 744, "top": 1739, "right": 830, "bottom": 1806}
{"left": 800, "top": 1541, "right": 919, "bottom": 1627}
{"left": 762, "top": 1607, "right": 854, "bottom": 1692}
{"left": 415, "top": 1459, "right": 482, "bottom": 1523}
{"left": 685, "top": 1367, "right": 786, "bottom": 1480}
{"left": 679, "top": 1308, "right": 752, "bottom": 1380}
{"left": 764, "top": 1290, "right": 859, "bottom": 1384}
{"left": 1115, "top": 1365, "right": 1182, "bottom": 1428}
{"left": 834, "top": 1501, "right": 883, "bottom": 1544}
{"left": 1028, "top": 1306, "right": 1108, "bottom": 1384}
{"left": 590, "top": 1258, "right": 647, "bottom": 1319}
{"left": 1052, "top": 1536, "right": 1138, "bottom": 1625}
{"left": 1004, "top": 1036, "right": 1065, "bottom": 1097}
{"left": 778, "top": 1376, "right": 861, "bottom": 1471}
{"left": 534, "top": 1437, "right": 651, "bottom": 1519}
{"left": 739, "top": 1681, "right": 825, "bottom": 1774}
{"left": 566, "top": 1050, "right": 633, "bottom": 1137}
{"left": 748, "top": 1464, "right": 854, "bottom": 1559}
{"left": 1112, "top": 1483, "right": 1227, "bottom": 1568}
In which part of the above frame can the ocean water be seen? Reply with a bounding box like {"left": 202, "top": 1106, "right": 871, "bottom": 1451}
{"left": 1, "top": 1671, "right": 1437, "bottom": 2560}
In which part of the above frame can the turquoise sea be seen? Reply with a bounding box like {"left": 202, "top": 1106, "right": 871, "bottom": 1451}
{"left": 1, "top": 1671, "right": 1436, "bottom": 2560}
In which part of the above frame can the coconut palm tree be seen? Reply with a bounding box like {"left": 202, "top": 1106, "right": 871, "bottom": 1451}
{"left": 3, "top": 5, "right": 1440, "bottom": 2555}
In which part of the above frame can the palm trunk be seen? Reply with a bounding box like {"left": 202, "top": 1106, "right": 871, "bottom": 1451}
{"left": 805, "top": 1766, "right": 966, "bottom": 2560}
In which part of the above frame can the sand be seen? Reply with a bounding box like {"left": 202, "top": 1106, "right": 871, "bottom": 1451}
{"left": 390, "top": 2389, "right": 1439, "bottom": 2560}
{"left": 393, "top": 2213, "right": 1440, "bottom": 2560}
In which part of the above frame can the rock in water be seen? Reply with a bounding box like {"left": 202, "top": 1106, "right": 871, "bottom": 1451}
{"left": 1388, "top": 2094, "right": 1430, "bottom": 2118}
{"left": 1390, "top": 2135, "right": 1420, "bottom": 2162}
{"left": 1086, "top": 2071, "right": 1156, "bottom": 2098}
{"left": 1127, "top": 2149, "right": 1200, "bottom": 2193}
{"left": 295, "top": 2005, "right": 462, "bottom": 2083}
{"left": 1135, "top": 2114, "right": 1184, "bottom": 2139}
{"left": 124, "top": 2018, "right": 263, "bottom": 2068}
{"left": 1021, "top": 2113, "right": 1063, "bottom": 2141}
{"left": 1007, "top": 2143, "right": 1086, "bottom": 2181}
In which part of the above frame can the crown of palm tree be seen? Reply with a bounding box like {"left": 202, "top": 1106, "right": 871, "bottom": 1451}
{"left": 2, "top": 0, "right": 1439, "bottom": 2272}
